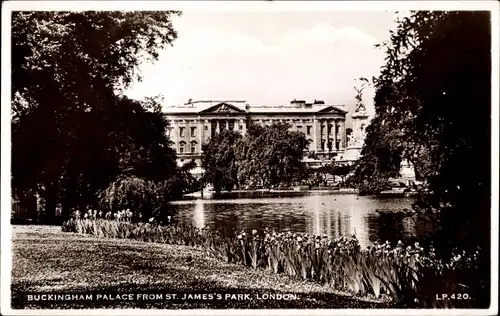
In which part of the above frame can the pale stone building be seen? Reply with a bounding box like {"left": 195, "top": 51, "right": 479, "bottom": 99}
{"left": 164, "top": 99, "right": 350, "bottom": 168}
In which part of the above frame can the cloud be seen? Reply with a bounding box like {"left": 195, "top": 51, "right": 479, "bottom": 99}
{"left": 281, "top": 23, "right": 379, "bottom": 48}
{"left": 124, "top": 12, "right": 393, "bottom": 115}
{"left": 175, "top": 29, "right": 279, "bottom": 57}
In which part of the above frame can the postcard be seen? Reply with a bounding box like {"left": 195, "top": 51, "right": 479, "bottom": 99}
{"left": 1, "top": 1, "right": 498, "bottom": 315}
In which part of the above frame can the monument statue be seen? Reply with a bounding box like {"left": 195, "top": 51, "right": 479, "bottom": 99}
{"left": 354, "top": 78, "right": 370, "bottom": 113}
{"left": 355, "top": 97, "right": 366, "bottom": 113}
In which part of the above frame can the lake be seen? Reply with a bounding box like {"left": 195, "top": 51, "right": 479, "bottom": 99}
{"left": 169, "top": 191, "right": 440, "bottom": 248}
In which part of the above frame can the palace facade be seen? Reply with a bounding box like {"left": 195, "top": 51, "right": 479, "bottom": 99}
{"left": 164, "top": 99, "right": 352, "bottom": 167}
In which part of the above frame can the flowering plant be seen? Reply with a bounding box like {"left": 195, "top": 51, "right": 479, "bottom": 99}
{"left": 62, "top": 216, "right": 482, "bottom": 308}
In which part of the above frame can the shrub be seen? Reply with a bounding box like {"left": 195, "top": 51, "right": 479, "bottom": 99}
{"left": 358, "top": 178, "right": 392, "bottom": 195}
{"left": 98, "top": 176, "right": 170, "bottom": 221}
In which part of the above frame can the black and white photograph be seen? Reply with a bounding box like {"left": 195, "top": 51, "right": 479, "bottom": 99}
{"left": 1, "top": 1, "right": 498, "bottom": 315}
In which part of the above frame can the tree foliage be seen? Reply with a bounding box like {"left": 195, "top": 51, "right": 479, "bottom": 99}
{"left": 356, "top": 11, "right": 491, "bottom": 252}
{"left": 201, "top": 123, "right": 308, "bottom": 192}
{"left": 201, "top": 130, "right": 243, "bottom": 193}
{"left": 238, "top": 123, "right": 308, "bottom": 187}
{"left": 12, "top": 11, "right": 180, "bottom": 119}
{"left": 99, "top": 175, "right": 166, "bottom": 221}
{"left": 11, "top": 11, "right": 182, "bottom": 222}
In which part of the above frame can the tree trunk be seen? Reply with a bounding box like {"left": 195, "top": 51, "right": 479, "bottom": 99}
{"left": 25, "top": 192, "right": 38, "bottom": 222}
{"left": 43, "top": 185, "right": 58, "bottom": 224}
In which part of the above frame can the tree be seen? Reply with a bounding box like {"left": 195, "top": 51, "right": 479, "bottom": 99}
{"left": 201, "top": 130, "right": 242, "bottom": 193}
{"left": 99, "top": 175, "right": 166, "bottom": 222}
{"left": 12, "top": 11, "right": 180, "bottom": 119}
{"left": 353, "top": 115, "right": 403, "bottom": 194}
{"left": 238, "top": 123, "right": 308, "bottom": 188}
{"left": 177, "top": 159, "right": 201, "bottom": 194}
{"left": 354, "top": 13, "right": 492, "bottom": 305}
{"left": 201, "top": 122, "right": 309, "bottom": 191}
{"left": 356, "top": 11, "right": 491, "bottom": 253}
{"left": 11, "top": 11, "right": 181, "bottom": 222}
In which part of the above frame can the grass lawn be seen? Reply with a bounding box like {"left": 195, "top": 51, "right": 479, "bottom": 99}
{"left": 11, "top": 225, "right": 393, "bottom": 309}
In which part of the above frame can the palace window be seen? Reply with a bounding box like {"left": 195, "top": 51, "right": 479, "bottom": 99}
{"left": 179, "top": 141, "right": 186, "bottom": 154}
{"left": 190, "top": 141, "right": 197, "bottom": 153}
{"left": 306, "top": 126, "right": 312, "bottom": 135}
{"left": 205, "top": 125, "right": 208, "bottom": 131}
{"left": 239, "top": 124, "right": 243, "bottom": 130}
{"left": 321, "top": 141, "right": 325, "bottom": 151}
{"left": 179, "top": 127, "right": 185, "bottom": 137}
{"left": 297, "top": 125, "right": 302, "bottom": 131}
{"left": 190, "top": 126, "right": 196, "bottom": 137}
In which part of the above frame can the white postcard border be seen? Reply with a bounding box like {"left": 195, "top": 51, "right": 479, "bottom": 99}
{"left": 1, "top": 1, "right": 498, "bottom": 316}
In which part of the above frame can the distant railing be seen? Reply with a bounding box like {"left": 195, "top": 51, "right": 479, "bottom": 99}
{"left": 177, "top": 152, "right": 201, "bottom": 157}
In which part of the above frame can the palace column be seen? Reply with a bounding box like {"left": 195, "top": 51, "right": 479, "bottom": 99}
{"left": 339, "top": 119, "right": 345, "bottom": 150}
{"left": 320, "top": 119, "right": 326, "bottom": 151}
{"left": 197, "top": 118, "right": 203, "bottom": 153}
{"left": 333, "top": 119, "right": 338, "bottom": 152}
{"left": 204, "top": 119, "right": 211, "bottom": 144}
{"left": 240, "top": 118, "right": 246, "bottom": 135}
{"left": 334, "top": 119, "right": 339, "bottom": 151}
{"left": 322, "top": 119, "right": 327, "bottom": 151}
{"left": 226, "top": 120, "right": 229, "bottom": 130}
{"left": 325, "top": 119, "right": 333, "bottom": 152}
{"left": 331, "top": 119, "right": 336, "bottom": 152}
{"left": 313, "top": 118, "right": 321, "bottom": 152}
{"left": 216, "top": 120, "right": 220, "bottom": 134}
{"left": 324, "top": 119, "right": 329, "bottom": 152}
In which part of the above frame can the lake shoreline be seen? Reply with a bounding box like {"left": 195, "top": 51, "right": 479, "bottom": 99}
{"left": 183, "top": 189, "right": 420, "bottom": 198}
{"left": 184, "top": 188, "right": 360, "bottom": 198}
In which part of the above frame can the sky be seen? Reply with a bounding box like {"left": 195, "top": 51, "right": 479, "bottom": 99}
{"left": 124, "top": 10, "right": 401, "bottom": 117}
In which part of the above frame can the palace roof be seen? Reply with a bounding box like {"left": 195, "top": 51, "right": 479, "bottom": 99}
{"left": 164, "top": 100, "right": 347, "bottom": 115}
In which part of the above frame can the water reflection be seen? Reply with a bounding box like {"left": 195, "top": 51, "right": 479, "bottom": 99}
{"left": 170, "top": 192, "right": 439, "bottom": 248}
{"left": 192, "top": 199, "right": 205, "bottom": 229}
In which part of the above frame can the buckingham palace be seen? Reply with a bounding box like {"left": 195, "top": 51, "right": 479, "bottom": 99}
{"left": 164, "top": 99, "right": 367, "bottom": 168}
